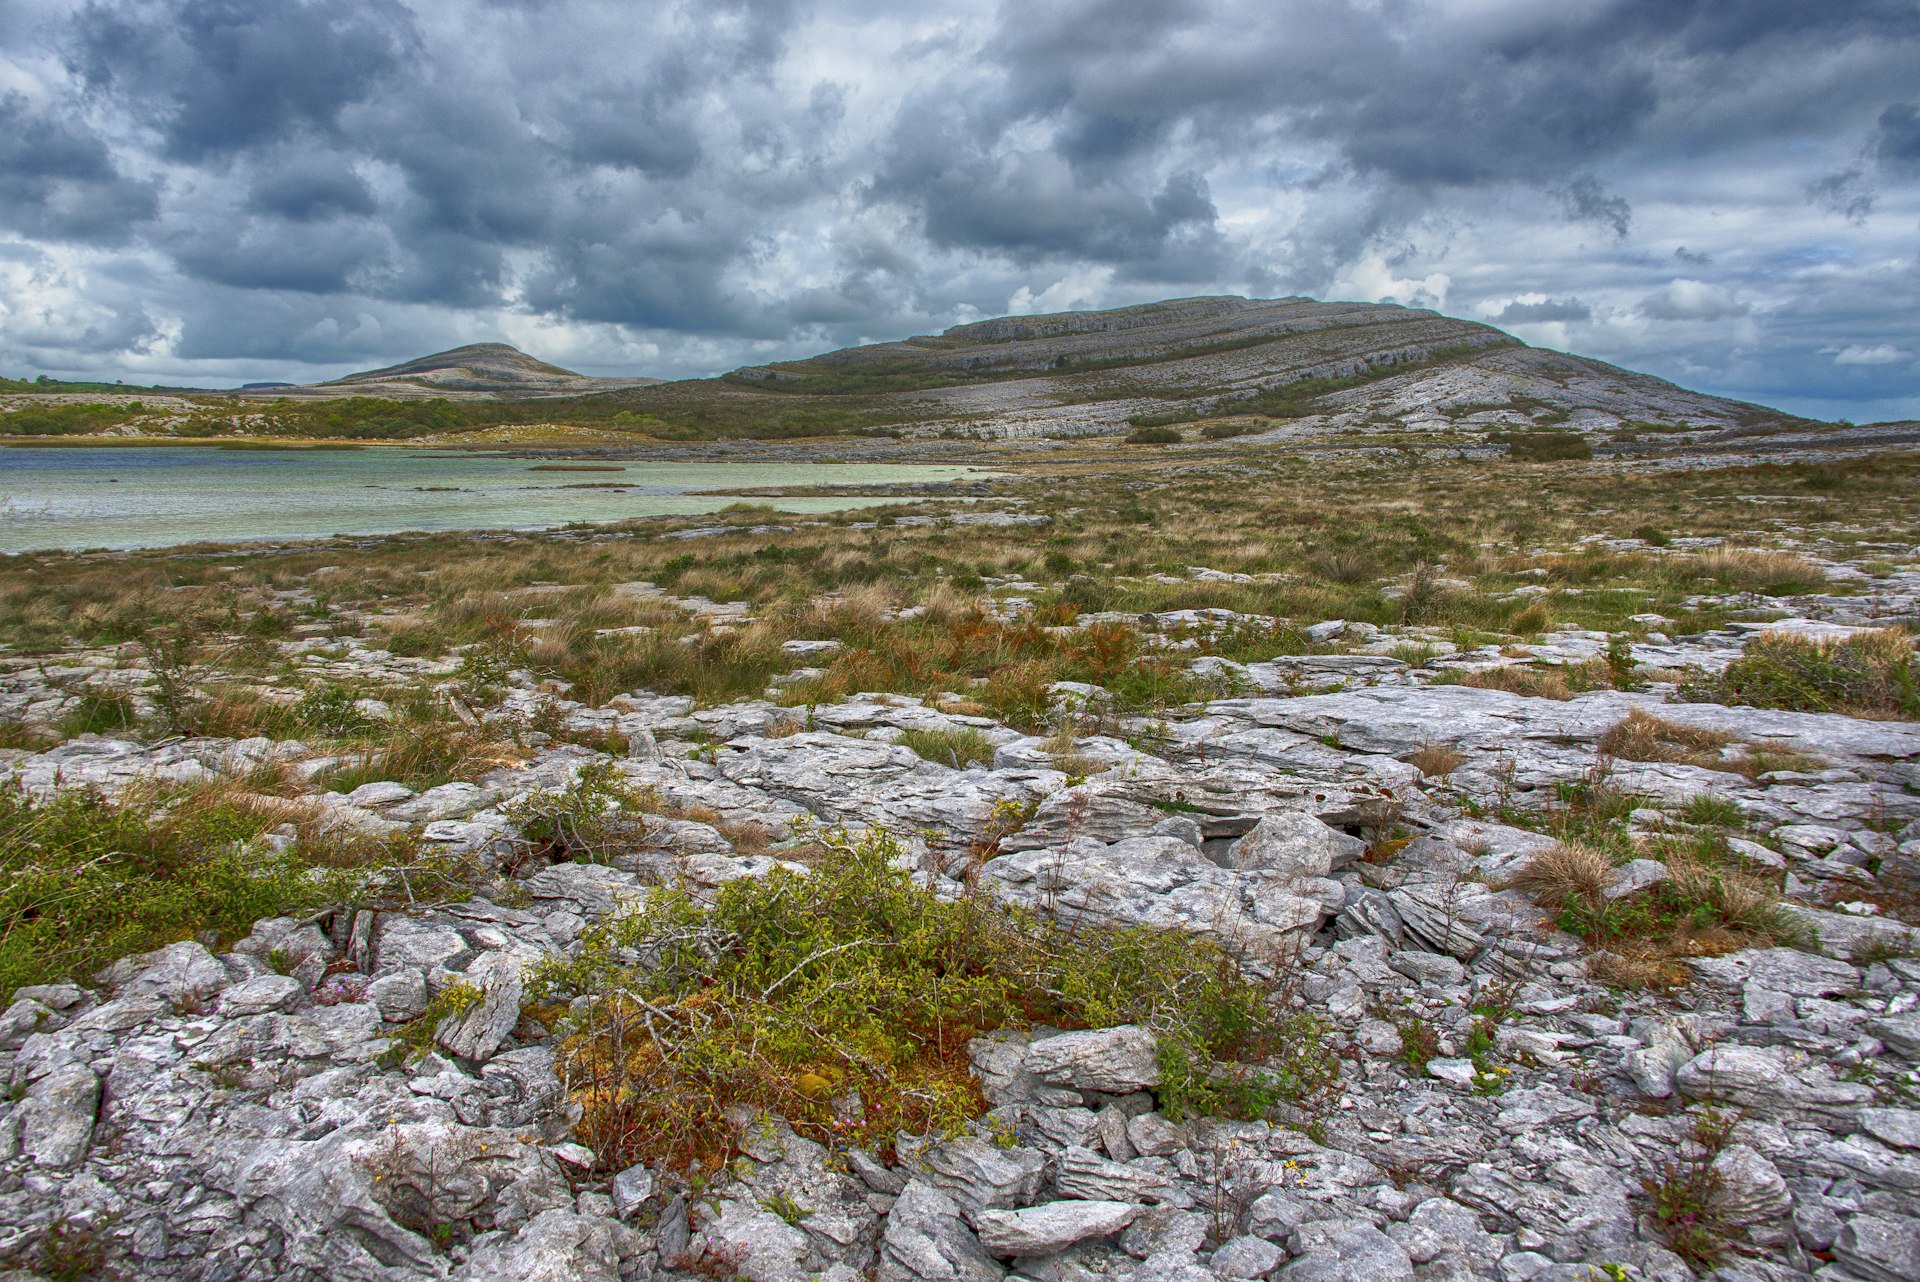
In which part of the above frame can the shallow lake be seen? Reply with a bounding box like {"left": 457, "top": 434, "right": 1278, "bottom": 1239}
{"left": 0, "top": 446, "right": 994, "bottom": 552}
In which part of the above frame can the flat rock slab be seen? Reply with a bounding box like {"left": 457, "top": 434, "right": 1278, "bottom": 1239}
{"left": 974, "top": 1200, "right": 1139, "bottom": 1256}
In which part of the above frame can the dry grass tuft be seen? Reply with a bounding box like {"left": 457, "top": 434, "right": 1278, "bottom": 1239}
{"left": 1507, "top": 840, "right": 1614, "bottom": 909}
{"left": 1406, "top": 743, "right": 1466, "bottom": 777}
{"left": 1598, "top": 709, "right": 1735, "bottom": 767}
{"left": 1726, "top": 745, "right": 1828, "bottom": 778}
{"left": 1458, "top": 659, "right": 1609, "bottom": 700}
{"left": 1506, "top": 600, "right": 1552, "bottom": 635}
{"left": 1586, "top": 947, "right": 1690, "bottom": 990}
{"left": 1686, "top": 547, "right": 1826, "bottom": 594}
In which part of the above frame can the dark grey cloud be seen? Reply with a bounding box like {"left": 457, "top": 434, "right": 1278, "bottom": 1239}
{"left": 1808, "top": 167, "right": 1875, "bottom": 223}
{"left": 1556, "top": 178, "right": 1632, "bottom": 240}
{"left": 0, "top": 92, "right": 158, "bottom": 243}
{"left": 1877, "top": 102, "right": 1920, "bottom": 166}
{"left": 246, "top": 154, "right": 377, "bottom": 221}
{"left": 0, "top": 0, "right": 1914, "bottom": 419}
{"left": 70, "top": 0, "right": 420, "bottom": 159}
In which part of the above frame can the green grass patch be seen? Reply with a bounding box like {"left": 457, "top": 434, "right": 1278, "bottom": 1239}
{"left": 528, "top": 825, "right": 1332, "bottom": 1172}
{"left": 0, "top": 783, "right": 365, "bottom": 996}
{"left": 895, "top": 727, "right": 998, "bottom": 769}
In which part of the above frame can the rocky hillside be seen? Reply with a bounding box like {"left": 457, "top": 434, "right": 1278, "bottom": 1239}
{"left": 2, "top": 298, "right": 1821, "bottom": 447}
{"left": 705, "top": 297, "right": 1807, "bottom": 442}
{"left": 248, "top": 343, "right": 661, "bottom": 402}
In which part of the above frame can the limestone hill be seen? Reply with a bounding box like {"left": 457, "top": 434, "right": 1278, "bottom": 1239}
{"left": 607, "top": 295, "right": 1808, "bottom": 444}
{"left": 250, "top": 342, "right": 660, "bottom": 401}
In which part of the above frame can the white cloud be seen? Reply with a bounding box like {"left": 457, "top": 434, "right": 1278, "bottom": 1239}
{"left": 1832, "top": 343, "right": 1911, "bottom": 365}
{"left": 1007, "top": 267, "right": 1116, "bottom": 317}
{"left": 1638, "top": 278, "right": 1748, "bottom": 322}
{"left": 1330, "top": 255, "right": 1450, "bottom": 309}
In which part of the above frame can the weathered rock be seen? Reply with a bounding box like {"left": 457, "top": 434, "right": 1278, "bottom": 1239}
{"left": 922, "top": 1138, "right": 1048, "bottom": 1218}
{"left": 1210, "top": 1233, "right": 1283, "bottom": 1278}
{"left": 14, "top": 1063, "right": 99, "bottom": 1168}
{"left": 1024, "top": 1026, "right": 1161, "bottom": 1093}
{"left": 1675, "top": 1044, "right": 1872, "bottom": 1127}
{"left": 1387, "top": 950, "right": 1467, "bottom": 987}
{"left": 879, "top": 1181, "right": 1005, "bottom": 1282}
{"left": 1224, "top": 812, "right": 1363, "bottom": 878}
{"left": 611, "top": 1163, "right": 654, "bottom": 1217}
{"left": 1708, "top": 1144, "right": 1790, "bottom": 1226}
{"left": 1245, "top": 1191, "right": 1311, "bottom": 1243}
{"left": 1862, "top": 1108, "right": 1920, "bottom": 1150}
{"left": 1052, "top": 1146, "right": 1172, "bottom": 1203}
{"left": 703, "top": 1198, "right": 813, "bottom": 1282}
{"left": 1386, "top": 1198, "right": 1500, "bottom": 1269}
{"left": 1834, "top": 1213, "right": 1920, "bottom": 1282}
{"left": 0, "top": 996, "right": 57, "bottom": 1051}
{"left": 220, "top": 974, "right": 306, "bottom": 1016}
{"left": 973, "top": 1199, "right": 1139, "bottom": 1256}
{"left": 1602, "top": 858, "right": 1668, "bottom": 899}
{"left": 980, "top": 836, "right": 1326, "bottom": 970}
{"left": 99, "top": 939, "right": 232, "bottom": 1003}
{"left": 435, "top": 953, "right": 525, "bottom": 1062}
{"left": 1283, "top": 1219, "right": 1414, "bottom": 1282}
{"left": 1869, "top": 1010, "right": 1920, "bottom": 1058}
{"left": 453, "top": 1208, "right": 647, "bottom": 1282}
{"left": 1125, "top": 1112, "right": 1188, "bottom": 1158}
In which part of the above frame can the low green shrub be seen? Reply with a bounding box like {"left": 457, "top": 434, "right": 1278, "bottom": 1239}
{"left": 0, "top": 782, "right": 361, "bottom": 995}
{"left": 500, "top": 758, "right": 658, "bottom": 860}
{"left": 895, "top": 727, "right": 997, "bottom": 769}
{"left": 1126, "top": 427, "right": 1183, "bottom": 445}
{"left": 1488, "top": 429, "right": 1592, "bottom": 461}
{"left": 527, "top": 825, "right": 1331, "bottom": 1171}
{"left": 1694, "top": 628, "right": 1917, "bottom": 719}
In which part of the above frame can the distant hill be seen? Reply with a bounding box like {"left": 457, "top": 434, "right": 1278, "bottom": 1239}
{"left": 41, "top": 295, "right": 1812, "bottom": 447}
{"left": 235, "top": 342, "right": 660, "bottom": 401}
{"left": 592, "top": 295, "right": 1809, "bottom": 442}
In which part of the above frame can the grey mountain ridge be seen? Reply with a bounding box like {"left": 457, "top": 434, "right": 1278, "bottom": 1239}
{"left": 244, "top": 297, "right": 1816, "bottom": 440}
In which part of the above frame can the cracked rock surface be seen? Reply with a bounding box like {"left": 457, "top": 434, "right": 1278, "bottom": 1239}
{"left": 4, "top": 608, "right": 1920, "bottom": 1282}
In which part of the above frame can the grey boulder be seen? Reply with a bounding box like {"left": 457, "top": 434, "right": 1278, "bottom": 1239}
{"left": 878, "top": 1181, "right": 1005, "bottom": 1282}
{"left": 1024, "top": 1025, "right": 1161, "bottom": 1093}
{"left": 973, "top": 1199, "right": 1140, "bottom": 1256}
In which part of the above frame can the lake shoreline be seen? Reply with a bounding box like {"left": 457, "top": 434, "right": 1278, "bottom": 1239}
{"left": 0, "top": 446, "right": 1001, "bottom": 553}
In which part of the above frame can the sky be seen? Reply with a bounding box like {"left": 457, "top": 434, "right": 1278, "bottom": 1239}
{"left": 1, "top": 0, "right": 1917, "bottom": 421}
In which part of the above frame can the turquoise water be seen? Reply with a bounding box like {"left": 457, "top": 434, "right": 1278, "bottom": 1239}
{"left": 0, "top": 447, "right": 990, "bottom": 552}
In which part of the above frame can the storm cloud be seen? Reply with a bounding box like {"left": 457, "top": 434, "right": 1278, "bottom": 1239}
{"left": 1, "top": 0, "right": 1916, "bottom": 418}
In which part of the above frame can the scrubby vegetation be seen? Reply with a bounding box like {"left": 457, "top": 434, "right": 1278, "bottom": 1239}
{"left": 1689, "top": 628, "right": 1918, "bottom": 719}
{"left": 526, "top": 825, "right": 1332, "bottom": 1171}
{"left": 0, "top": 401, "right": 153, "bottom": 435}
{"left": 0, "top": 782, "right": 379, "bottom": 996}
{"left": 1487, "top": 429, "right": 1592, "bottom": 461}
{"left": 1495, "top": 764, "right": 1806, "bottom": 988}
{"left": 896, "top": 727, "right": 998, "bottom": 768}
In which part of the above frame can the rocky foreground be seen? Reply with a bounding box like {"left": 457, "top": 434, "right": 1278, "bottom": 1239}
{"left": 4, "top": 609, "right": 1920, "bottom": 1282}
